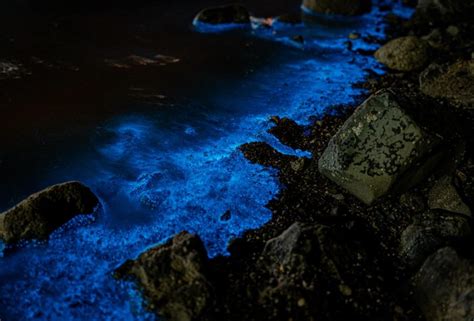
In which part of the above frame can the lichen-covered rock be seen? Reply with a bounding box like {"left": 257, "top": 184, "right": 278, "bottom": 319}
{"left": 116, "top": 232, "right": 212, "bottom": 321}
{"left": 318, "top": 89, "right": 441, "bottom": 205}
{"left": 420, "top": 60, "right": 474, "bottom": 110}
{"left": 375, "top": 36, "right": 430, "bottom": 72}
{"left": 399, "top": 210, "right": 471, "bottom": 269}
{"left": 428, "top": 176, "right": 471, "bottom": 216}
{"left": 302, "top": 0, "right": 372, "bottom": 16}
{"left": 414, "top": 247, "right": 474, "bottom": 321}
{"left": 0, "top": 181, "right": 99, "bottom": 243}
{"left": 193, "top": 5, "right": 250, "bottom": 27}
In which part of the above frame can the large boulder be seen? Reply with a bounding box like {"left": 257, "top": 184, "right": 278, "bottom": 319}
{"left": 193, "top": 5, "right": 250, "bottom": 28}
{"left": 302, "top": 0, "right": 372, "bottom": 16}
{"left": 318, "top": 89, "right": 442, "bottom": 205}
{"left": 414, "top": 247, "right": 474, "bottom": 321}
{"left": 420, "top": 60, "right": 474, "bottom": 110}
{"left": 0, "top": 181, "right": 99, "bottom": 243}
{"left": 116, "top": 232, "right": 213, "bottom": 321}
{"left": 399, "top": 210, "right": 471, "bottom": 269}
{"left": 375, "top": 36, "right": 430, "bottom": 72}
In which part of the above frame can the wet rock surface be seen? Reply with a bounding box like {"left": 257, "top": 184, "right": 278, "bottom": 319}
{"left": 193, "top": 5, "right": 250, "bottom": 26}
{"left": 375, "top": 36, "right": 430, "bottom": 72}
{"left": 116, "top": 232, "right": 213, "bottom": 321}
{"left": 318, "top": 89, "right": 441, "bottom": 205}
{"left": 302, "top": 0, "right": 372, "bottom": 16}
{"left": 414, "top": 247, "right": 474, "bottom": 321}
{"left": 0, "top": 181, "right": 99, "bottom": 243}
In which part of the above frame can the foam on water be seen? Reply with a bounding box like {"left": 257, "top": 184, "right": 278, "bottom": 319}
{"left": 0, "top": 2, "right": 413, "bottom": 320}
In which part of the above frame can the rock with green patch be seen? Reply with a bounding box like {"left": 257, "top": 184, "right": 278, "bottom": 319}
{"left": 414, "top": 247, "right": 474, "bottom": 321}
{"left": 0, "top": 181, "right": 99, "bottom": 243}
{"left": 375, "top": 36, "right": 430, "bottom": 72}
{"left": 302, "top": 0, "right": 372, "bottom": 16}
{"left": 116, "top": 232, "right": 212, "bottom": 321}
{"left": 318, "top": 89, "right": 442, "bottom": 205}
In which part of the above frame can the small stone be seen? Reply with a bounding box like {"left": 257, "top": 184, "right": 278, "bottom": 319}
{"left": 428, "top": 176, "right": 471, "bottom": 216}
{"left": 297, "top": 298, "right": 306, "bottom": 307}
{"left": 339, "top": 284, "right": 353, "bottom": 296}
{"left": 290, "top": 159, "right": 306, "bottom": 172}
{"left": 446, "top": 25, "right": 459, "bottom": 36}
{"left": 349, "top": 32, "right": 361, "bottom": 40}
{"left": 292, "top": 35, "right": 305, "bottom": 45}
{"left": 375, "top": 36, "right": 430, "bottom": 72}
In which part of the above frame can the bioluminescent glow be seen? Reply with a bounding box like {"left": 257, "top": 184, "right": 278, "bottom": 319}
{"left": 0, "top": 2, "right": 413, "bottom": 320}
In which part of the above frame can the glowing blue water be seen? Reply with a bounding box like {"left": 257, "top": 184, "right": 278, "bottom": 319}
{"left": 0, "top": 3, "right": 413, "bottom": 321}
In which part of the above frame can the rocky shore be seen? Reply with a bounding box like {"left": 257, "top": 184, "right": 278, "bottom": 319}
{"left": 1, "top": 0, "right": 472, "bottom": 320}
{"left": 116, "top": 1, "right": 474, "bottom": 320}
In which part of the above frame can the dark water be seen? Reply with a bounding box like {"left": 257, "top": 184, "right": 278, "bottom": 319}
{"left": 0, "top": 1, "right": 412, "bottom": 320}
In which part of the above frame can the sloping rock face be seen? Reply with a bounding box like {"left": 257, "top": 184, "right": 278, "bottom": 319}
{"left": 0, "top": 181, "right": 99, "bottom": 243}
{"left": 420, "top": 60, "right": 474, "bottom": 110}
{"left": 116, "top": 232, "right": 213, "bottom": 321}
{"left": 375, "top": 36, "right": 430, "bottom": 72}
{"left": 428, "top": 176, "right": 471, "bottom": 216}
{"left": 258, "top": 222, "right": 390, "bottom": 320}
{"left": 302, "top": 0, "right": 372, "bottom": 16}
{"left": 399, "top": 210, "right": 471, "bottom": 269}
{"left": 193, "top": 5, "right": 250, "bottom": 26}
{"left": 318, "top": 89, "right": 442, "bottom": 205}
{"left": 414, "top": 247, "right": 474, "bottom": 321}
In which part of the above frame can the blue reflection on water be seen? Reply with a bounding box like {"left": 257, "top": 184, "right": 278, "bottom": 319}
{"left": 0, "top": 2, "right": 413, "bottom": 321}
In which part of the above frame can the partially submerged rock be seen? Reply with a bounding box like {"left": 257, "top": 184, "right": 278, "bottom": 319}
{"left": 116, "top": 232, "right": 212, "bottom": 321}
{"left": 318, "top": 89, "right": 442, "bottom": 205}
{"left": 375, "top": 36, "right": 430, "bottom": 72}
{"left": 428, "top": 176, "right": 471, "bottom": 216}
{"left": 399, "top": 210, "right": 471, "bottom": 269}
{"left": 0, "top": 181, "right": 99, "bottom": 243}
{"left": 414, "top": 247, "right": 474, "bottom": 321}
{"left": 420, "top": 60, "right": 474, "bottom": 110}
{"left": 302, "top": 0, "right": 372, "bottom": 16}
{"left": 193, "top": 5, "right": 250, "bottom": 29}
